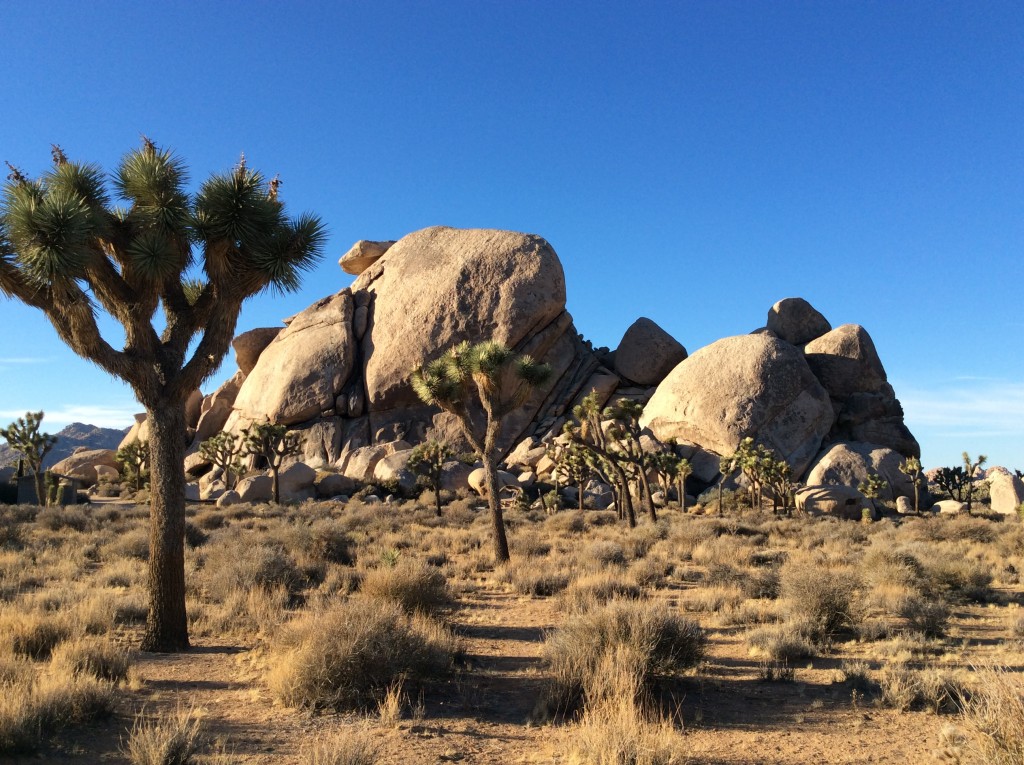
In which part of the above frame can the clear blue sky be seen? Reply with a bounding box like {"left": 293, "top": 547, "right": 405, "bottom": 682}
{"left": 1, "top": 1, "right": 1021, "bottom": 470}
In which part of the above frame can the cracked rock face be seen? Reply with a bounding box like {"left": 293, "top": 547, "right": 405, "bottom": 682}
{"left": 233, "top": 290, "right": 356, "bottom": 426}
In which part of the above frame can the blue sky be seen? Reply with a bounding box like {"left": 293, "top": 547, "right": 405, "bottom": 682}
{"left": 1, "top": 1, "right": 1021, "bottom": 470}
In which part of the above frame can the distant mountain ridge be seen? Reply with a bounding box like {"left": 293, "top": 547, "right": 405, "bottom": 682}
{"left": 0, "top": 422, "right": 130, "bottom": 469}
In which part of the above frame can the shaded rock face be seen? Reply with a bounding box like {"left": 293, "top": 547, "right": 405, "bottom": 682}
{"left": 805, "top": 441, "right": 918, "bottom": 502}
{"left": 50, "top": 449, "right": 119, "bottom": 487}
{"left": 640, "top": 333, "right": 834, "bottom": 478}
{"left": 766, "top": 298, "right": 832, "bottom": 346}
{"left": 613, "top": 317, "right": 687, "bottom": 386}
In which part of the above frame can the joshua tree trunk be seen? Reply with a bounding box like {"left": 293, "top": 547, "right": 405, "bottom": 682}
{"left": 481, "top": 418, "right": 510, "bottom": 563}
{"left": 434, "top": 479, "right": 443, "bottom": 517}
{"left": 271, "top": 464, "right": 281, "bottom": 504}
{"left": 141, "top": 400, "right": 189, "bottom": 652}
{"left": 638, "top": 467, "right": 657, "bottom": 523}
{"left": 677, "top": 477, "right": 686, "bottom": 513}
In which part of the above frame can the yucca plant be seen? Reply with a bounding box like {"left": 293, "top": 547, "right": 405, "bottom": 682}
{"left": 411, "top": 340, "right": 551, "bottom": 563}
{"left": 0, "top": 141, "right": 325, "bottom": 651}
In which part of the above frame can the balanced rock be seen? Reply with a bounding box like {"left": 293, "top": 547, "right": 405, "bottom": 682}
{"left": 641, "top": 334, "right": 833, "bottom": 478}
{"left": 805, "top": 441, "right": 918, "bottom": 502}
{"left": 234, "top": 290, "right": 356, "bottom": 426}
{"left": 232, "top": 327, "right": 282, "bottom": 375}
{"left": 804, "top": 324, "right": 887, "bottom": 400}
{"left": 766, "top": 298, "right": 831, "bottom": 346}
{"left": 613, "top": 317, "right": 687, "bottom": 386}
{"left": 338, "top": 239, "right": 395, "bottom": 275}
{"left": 986, "top": 467, "right": 1024, "bottom": 515}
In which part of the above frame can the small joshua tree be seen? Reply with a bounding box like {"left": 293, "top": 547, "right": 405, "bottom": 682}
{"left": 962, "top": 452, "right": 987, "bottom": 514}
{"left": 898, "top": 456, "right": 923, "bottom": 514}
{"left": 564, "top": 390, "right": 637, "bottom": 528}
{"left": 1, "top": 411, "right": 57, "bottom": 506}
{"left": 241, "top": 423, "right": 302, "bottom": 504}
{"left": 407, "top": 439, "right": 453, "bottom": 516}
{"left": 199, "top": 432, "right": 243, "bottom": 490}
{"left": 554, "top": 441, "right": 593, "bottom": 512}
{"left": 116, "top": 440, "right": 150, "bottom": 493}
{"left": 858, "top": 473, "right": 887, "bottom": 519}
{"left": 412, "top": 340, "right": 551, "bottom": 563}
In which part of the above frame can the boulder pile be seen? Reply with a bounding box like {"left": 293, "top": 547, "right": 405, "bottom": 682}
{"left": 123, "top": 226, "right": 932, "bottom": 511}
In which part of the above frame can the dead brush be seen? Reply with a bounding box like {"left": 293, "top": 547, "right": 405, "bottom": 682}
{"left": 299, "top": 725, "right": 381, "bottom": 765}
{"left": 499, "top": 559, "right": 571, "bottom": 597}
{"left": 949, "top": 666, "right": 1024, "bottom": 765}
{"left": 558, "top": 571, "right": 644, "bottom": 614}
{"left": 780, "top": 555, "right": 859, "bottom": 643}
{"left": 51, "top": 636, "right": 131, "bottom": 683}
{"left": 4, "top": 609, "right": 72, "bottom": 659}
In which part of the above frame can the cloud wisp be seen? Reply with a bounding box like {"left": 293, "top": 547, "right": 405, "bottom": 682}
{"left": 898, "top": 378, "right": 1024, "bottom": 436}
{"left": 0, "top": 403, "right": 138, "bottom": 430}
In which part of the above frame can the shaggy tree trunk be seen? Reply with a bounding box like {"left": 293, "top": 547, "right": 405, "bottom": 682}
{"left": 141, "top": 400, "right": 190, "bottom": 652}
{"left": 677, "top": 477, "right": 686, "bottom": 513}
{"left": 433, "top": 471, "right": 443, "bottom": 517}
{"left": 482, "top": 448, "right": 510, "bottom": 563}
{"left": 638, "top": 466, "right": 656, "bottom": 523}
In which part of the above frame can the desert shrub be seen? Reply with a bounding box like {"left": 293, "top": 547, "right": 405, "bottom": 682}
{"left": 191, "top": 584, "right": 289, "bottom": 639}
{"left": 360, "top": 558, "right": 450, "bottom": 616}
{"left": 104, "top": 528, "right": 150, "bottom": 560}
{"left": 745, "top": 622, "right": 815, "bottom": 662}
{"left": 0, "top": 514, "right": 24, "bottom": 550}
{"left": 559, "top": 572, "right": 643, "bottom": 614}
{"left": 877, "top": 665, "right": 970, "bottom": 714}
{"left": 780, "top": 557, "right": 857, "bottom": 642}
{"left": 308, "top": 522, "right": 356, "bottom": 566}
{"left": 266, "top": 597, "right": 456, "bottom": 711}
{"left": 629, "top": 556, "right": 673, "bottom": 589}
{"left": 123, "top": 706, "right": 203, "bottom": 765}
{"left": 299, "top": 726, "right": 381, "bottom": 765}
{"left": 924, "top": 556, "right": 993, "bottom": 603}
{"left": 51, "top": 636, "right": 130, "bottom": 683}
{"left": 539, "top": 599, "right": 705, "bottom": 719}
{"left": 950, "top": 666, "right": 1024, "bottom": 765}
{"left": 584, "top": 540, "right": 627, "bottom": 568}
{"left": 193, "top": 509, "right": 226, "bottom": 531}
{"left": 683, "top": 585, "right": 746, "bottom": 614}
{"left": 202, "top": 539, "right": 305, "bottom": 602}
{"left": 898, "top": 595, "right": 950, "bottom": 638}
{"left": 545, "top": 511, "right": 587, "bottom": 535}
{"left": 0, "top": 669, "right": 115, "bottom": 753}
{"left": 183, "top": 521, "right": 207, "bottom": 549}
{"left": 36, "top": 506, "right": 91, "bottom": 532}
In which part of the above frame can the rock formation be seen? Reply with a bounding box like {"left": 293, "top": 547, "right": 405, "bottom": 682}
{"left": 180, "top": 226, "right": 919, "bottom": 507}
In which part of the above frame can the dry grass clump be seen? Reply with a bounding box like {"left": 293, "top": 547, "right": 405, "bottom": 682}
{"left": 946, "top": 666, "right": 1024, "bottom": 764}
{"left": 51, "top": 636, "right": 131, "bottom": 683}
{"left": 559, "top": 572, "right": 644, "bottom": 614}
{"left": 189, "top": 584, "right": 290, "bottom": 639}
{"left": 4, "top": 610, "right": 72, "bottom": 659}
{"left": 123, "top": 705, "right": 203, "bottom": 765}
{"left": 583, "top": 540, "right": 627, "bottom": 568}
{"left": 898, "top": 594, "right": 950, "bottom": 638}
{"left": 745, "top": 622, "right": 815, "bottom": 662}
{"left": 0, "top": 666, "right": 115, "bottom": 753}
{"left": 360, "top": 558, "right": 451, "bottom": 615}
{"left": 539, "top": 599, "right": 705, "bottom": 719}
{"left": 683, "top": 585, "right": 746, "bottom": 614}
{"left": 307, "top": 521, "right": 357, "bottom": 566}
{"left": 266, "top": 597, "right": 456, "bottom": 711}
{"left": 876, "top": 664, "right": 971, "bottom": 713}
{"left": 565, "top": 647, "right": 685, "bottom": 765}
{"left": 299, "top": 725, "right": 381, "bottom": 765}
{"left": 201, "top": 538, "right": 305, "bottom": 602}
{"left": 35, "top": 506, "right": 91, "bottom": 532}
{"left": 500, "top": 559, "right": 571, "bottom": 596}
{"left": 629, "top": 555, "right": 673, "bottom": 589}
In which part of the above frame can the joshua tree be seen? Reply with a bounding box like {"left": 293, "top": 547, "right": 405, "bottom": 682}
{"left": 898, "top": 456, "right": 923, "bottom": 514}
{"left": 411, "top": 340, "right": 551, "bottom": 563}
{"left": 0, "top": 142, "right": 325, "bottom": 651}
{"left": 763, "top": 456, "right": 794, "bottom": 515}
{"left": 553, "top": 441, "right": 593, "bottom": 512}
{"left": 934, "top": 465, "right": 969, "bottom": 502}
{"left": 241, "top": 423, "right": 302, "bottom": 505}
{"left": 604, "top": 400, "right": 658, "bottom": 522}
{"left": 564, "top": 390, "right": 637, "bottom": 528}
{"left": 1, "top": 411, "right": 57, "bottom": 506}
{"left": 962, "top": 452, "right": 987, "bottom": 514}
{"left": 199, "top": 432, "right": 243, "bottom": 490}
{"left": 116, "top": 440, "right": 150, "bottom": 493}
{"left": 858, "top": 473, "right": 887, "bottom": 517}
{"left": 407, "top": 439, "right": 453, "bottom": 516}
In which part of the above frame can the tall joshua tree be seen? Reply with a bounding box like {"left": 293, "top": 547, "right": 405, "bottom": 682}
{"left": 1, "top": 411, "right": 58, "bottom": 506}
{"left": 412, "top": 340, "right": 551, "bottom": 563}
{"left": 0, "top": 142, "right": 324, "bottom": 651}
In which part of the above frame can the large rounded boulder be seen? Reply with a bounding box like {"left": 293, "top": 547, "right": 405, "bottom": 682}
{"left": 640, "top": 334, "right": 833, "bottom": 477}
{"left": 51, "top": 448, "right": 119, "bottom": 487}
{"left": 804, "top": 324, "right": 887, "bottom": 400}
{"left": 356, "top": 226, "right": 567, "bottom": 412}
{"left": 804, "top": 441, "right": 918, "bottom": 502}
{"left": 233, "top": 291, "right": 356, "bottom": 426}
